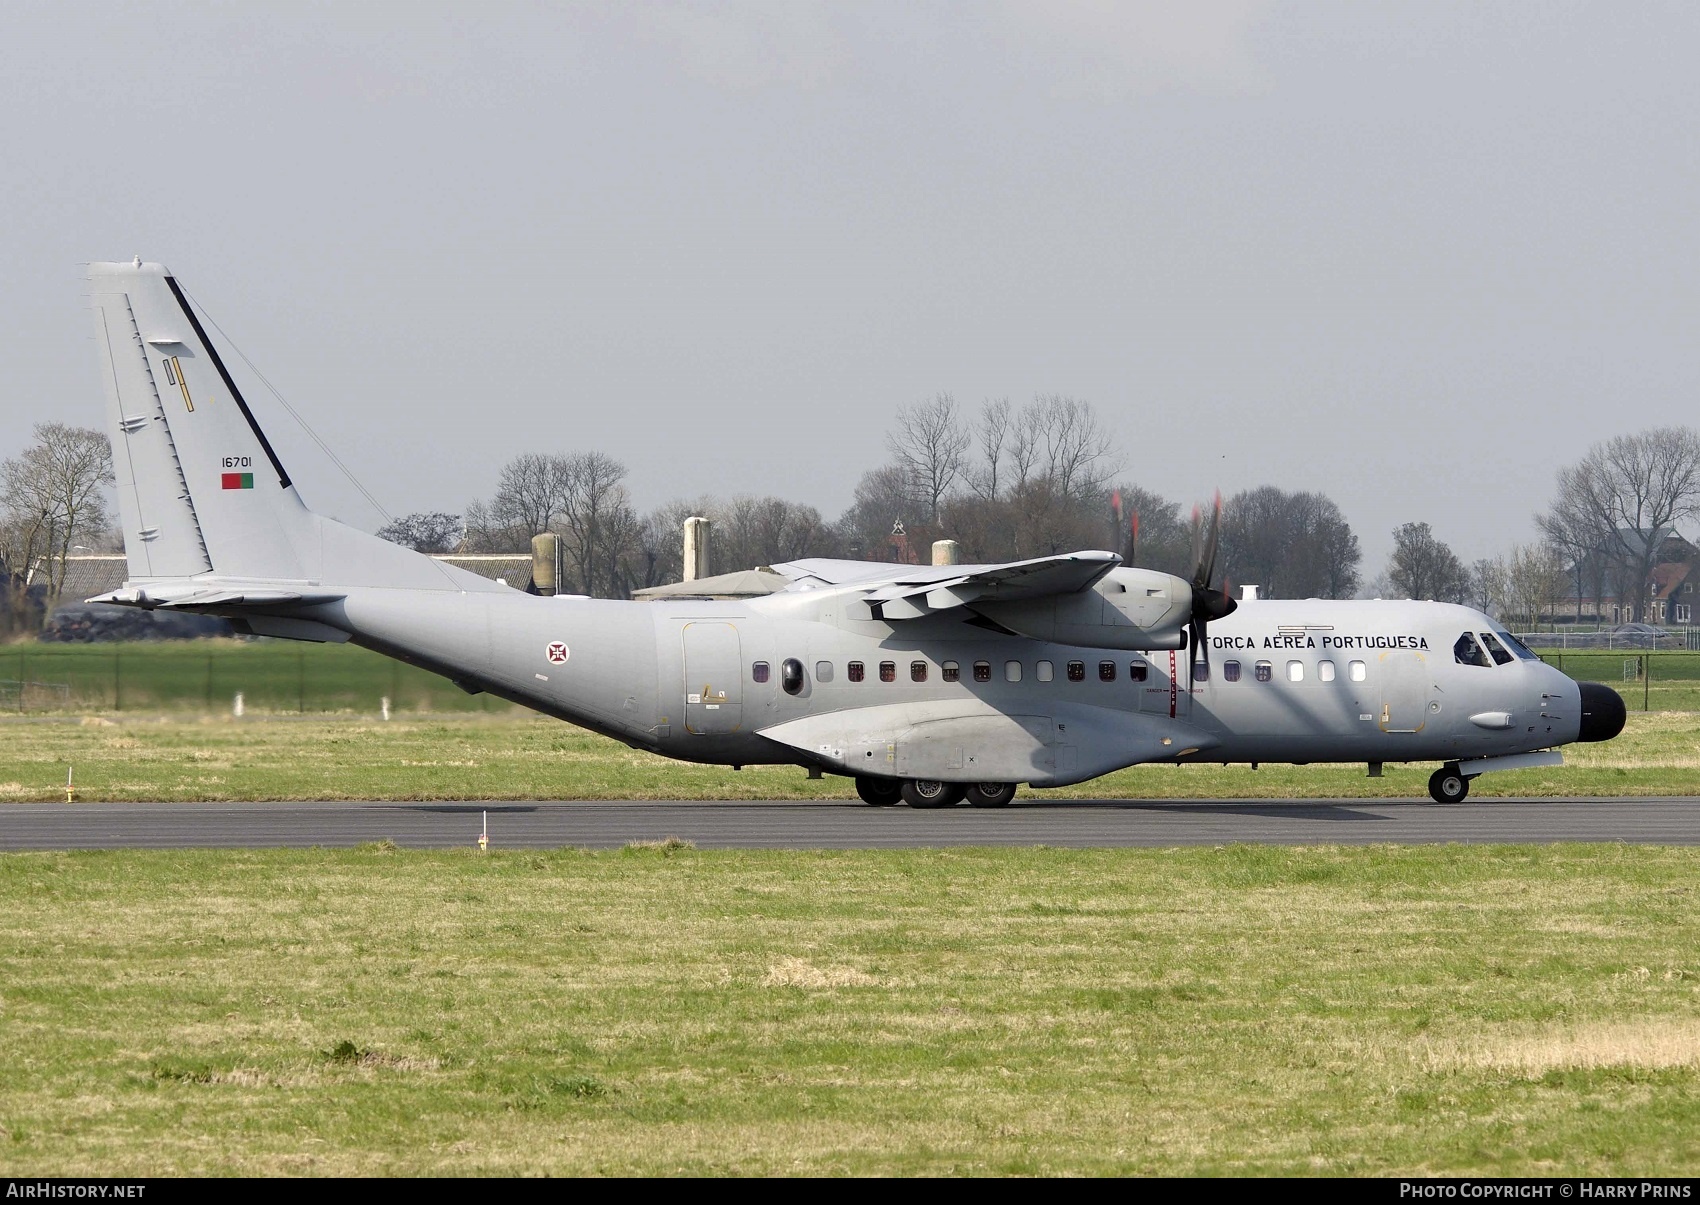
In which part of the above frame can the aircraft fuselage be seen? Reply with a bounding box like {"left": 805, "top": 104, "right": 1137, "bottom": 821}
{"left": 318, "top": 585, "right": 1591, "bottom": 788}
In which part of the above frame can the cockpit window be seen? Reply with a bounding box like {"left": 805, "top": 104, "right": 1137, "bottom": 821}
{"left": 1453, "top": 632, "right": 1491, "bottom": 667}
{"left": 1478, "top": 632, "right": 1513, "bottom": 666}
{"left": 1495, "top": 629, "right": 1540, "bottom": 661}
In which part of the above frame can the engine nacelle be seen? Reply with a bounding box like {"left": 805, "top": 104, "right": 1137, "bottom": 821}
{"left": 972, "top": 567, "right": 1191, "bottom": 651}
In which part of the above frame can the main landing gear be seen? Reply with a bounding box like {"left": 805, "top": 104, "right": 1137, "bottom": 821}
{"left": 853, "top": 778, "right": 1019, "bottom": 808}
{"left": 964, "top": 782, "right": 1017, "bottom": 807}
{"left": 1427, "top": 764, "right": 1470, "bottom": 804}
{"left": 855, "top": 777, "right": 903, "bottom": 806}
{"left": 901, "top": 779, "right": 965, "bottom": 808}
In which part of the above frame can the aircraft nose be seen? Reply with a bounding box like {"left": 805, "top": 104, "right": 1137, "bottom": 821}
{"left": 1576, "top": 682, "right": 1627, "bottom": 743}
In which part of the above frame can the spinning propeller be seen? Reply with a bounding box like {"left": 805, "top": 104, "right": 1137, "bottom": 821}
{"left": 1188, "top": 494, "right": 1237, "bottom": 670}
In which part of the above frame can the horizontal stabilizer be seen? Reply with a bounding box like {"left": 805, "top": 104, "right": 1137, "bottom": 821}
{"left": 88, "top": 584, "right": 346, "bottom": 611}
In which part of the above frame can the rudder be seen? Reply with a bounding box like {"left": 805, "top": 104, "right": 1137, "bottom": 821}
{"left": 89, "top": 261, "right": 315, "bottom": 583}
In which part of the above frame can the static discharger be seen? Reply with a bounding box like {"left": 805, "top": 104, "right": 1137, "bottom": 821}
{"left": 478, "top": 810, "right": 488, "bottom": 852}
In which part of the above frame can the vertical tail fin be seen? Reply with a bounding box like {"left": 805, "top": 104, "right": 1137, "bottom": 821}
{"left": 86, "top": 261, "right": 502, "bottom": 596}
{"left": 89, "top": 261, "right": 315, "bottom": 582}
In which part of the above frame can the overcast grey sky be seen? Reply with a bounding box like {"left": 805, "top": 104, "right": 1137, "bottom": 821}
{"left": 5, "top": 1, "right": 1697, "bottom": 577}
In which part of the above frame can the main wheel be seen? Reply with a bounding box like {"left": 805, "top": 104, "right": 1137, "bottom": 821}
{"left": 901, "top": 780, "right": 964, "bottom": 808}
{"left": 855, "top": 777, "right": 903, "bottom": 807}
{"left": 1427, "top": 766, "right": 1469, "bottom": 804}
{"left": 964, "top": 782, "right": 1017, "bottom": 807}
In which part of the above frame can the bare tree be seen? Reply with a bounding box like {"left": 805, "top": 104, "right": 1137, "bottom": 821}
{"left": 887, "top": 393, "right": 970, "bottom": 522}
{"left": 493, "top": 452, "right": 571, "bottom": 543}
{"left": 1032, "top": 395, "right": 1120, "bottom": 500}
{"left": 1502, "top": 542, "right": 1570, "bottom": 629}
{"left": 1220, "top": 487, "right": 1361, "bottom": 600}
{"left": 1, "top": 424, "right": 113, "bottom": 630}
{"left": 965, "top": 397, "right": 1013, "bottom": 503}
{"left": 1470, "top": 557, "right": 1506, "bottom": 615}
{"left": 1111, "top": 484, "right": 1192, "bottom": 577}
{"left": 1386, "top": 522, "right": 1469, "bottom": 602}
{"left": 634, "top": 496, "right": 718, "bottom": 588}
{"left": 375, "top": 512, "right": 463, "bottom": 553}
{"left": 1538, "top": 426, "right": 1700, "bottom": 622}
{"left": 713, "top": 495, "right": 837, "bottom": 571}
{"left": 556, "top": 451, "right": 630, "bottom": 598}
{"left": 839, "top": 464, "right": 926, "bottom": 560}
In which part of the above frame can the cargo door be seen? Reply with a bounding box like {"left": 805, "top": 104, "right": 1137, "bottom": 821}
{"left": 1378, "top": 651, "right": 1430, "bottom": 734}
{"left": 683, "top": 622, "right": 743, "bottom": 734}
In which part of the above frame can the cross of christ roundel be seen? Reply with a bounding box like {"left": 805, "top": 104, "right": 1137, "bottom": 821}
{"left": 546, "top": 641, "right": 570, "bottom": 664}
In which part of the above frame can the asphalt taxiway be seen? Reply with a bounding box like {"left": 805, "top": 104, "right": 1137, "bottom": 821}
{"left": 0, "top": 796, "right": 1696, "bottom": 850}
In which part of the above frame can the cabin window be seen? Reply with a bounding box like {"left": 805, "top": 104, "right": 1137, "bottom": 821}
{"left": 1479, "top": 632, "right": 1514, "bottom": 666}
{"left": 1287, "top": 660, "right": 1304, "bottom": 682}
{"left": 1129, "top": 661, "right": 1148, "bottom": 682}
{"left": 911, "top": 660, "right": 928, "bottom": 682}
{"left": 1193, "top": 661, "right": 1210, "bottom": 682}
{"left": 1067, "top": 660, "right": 1085, "bottom": 682}
{"left": 879, "top": 661, "right": 896, "bottom": 683}
{"left": 1036, "top": 660, "right": 1054, "bottom": 682}
{"left": 1349, "top": 660, "right": 1367, "bottom": 682}
{"left": 847, "top": 661, "right": 865, "bottom": 683}
{"left": 1223, "top": 660, "right": 1241, "bottom": 682}
{"left": 1254, "top": 660, "right": 1273, "bottom": 682}
{"left": 942, "top": 660, "right": 960, "bottom": 682}
{"left": 815, "top": 661, "right": 833, "bottom": 683}
{"left": 1318, "top": 659, "right": 1336, "bottom": 682}
{"left": 781, "top": 658, "right": 805, "bottom": 695}
{"left": 1004, "top": 660, "right": 1022, "bottom": 682}
{"left": 751, "top": 661, "right": 770, "bottom": 684}
{"left": 1099, "top": 661, "right": 1116, "bottom": 682}
{"left": 974, "top": 661, "right": 991, "bottom": 682}
{"left": 1454, "top": 632, "right": 1491, "bottom": 667}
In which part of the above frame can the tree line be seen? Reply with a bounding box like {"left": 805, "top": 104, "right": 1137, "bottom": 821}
{"left": 434, "top": 393, "right": 1373, "bottom": 601}
{"left": 3, "top": 410, "right": 1698, "bottom": 631}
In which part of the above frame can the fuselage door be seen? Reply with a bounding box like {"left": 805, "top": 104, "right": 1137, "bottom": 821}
{"left": 1378, "top": 650, "right": 1429, "bottom": 733}
{"left": 683, "top": 621, "right": 743, "bottom": 734}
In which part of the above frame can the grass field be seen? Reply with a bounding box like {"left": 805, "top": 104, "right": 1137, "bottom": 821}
{"left": 1, "top": 710, "right": 1697, "bottom": 803}
{"left": 1, "top": 843, "right": 1696, "bottom": 1175}
{"left": 5, "top": 640, "right": 1700, "bottom": 714}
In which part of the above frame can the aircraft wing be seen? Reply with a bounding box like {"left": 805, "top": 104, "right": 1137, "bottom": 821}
{"left": 771, "top": 550, "right": 1120, "bottom": 620}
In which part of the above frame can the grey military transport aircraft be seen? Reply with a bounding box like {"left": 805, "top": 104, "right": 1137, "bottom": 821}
{"left": 83, "top": 260, "right": 1625, "bottom": 807}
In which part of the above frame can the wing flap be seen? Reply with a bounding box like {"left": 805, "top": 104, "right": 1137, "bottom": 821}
{"left": 773, "top": 551, "right": 1120, "bottom": 619}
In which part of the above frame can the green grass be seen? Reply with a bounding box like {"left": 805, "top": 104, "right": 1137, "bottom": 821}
{"left": 1, "top": 844, "right": 1696, "bottom": 1175}
{"left": 0, "top": 710, "right": 1696, "bottom": 802}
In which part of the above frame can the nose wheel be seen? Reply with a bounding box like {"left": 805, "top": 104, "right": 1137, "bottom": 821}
{"left": 1427, "top": 765, "right": 1470, "bottom": 804}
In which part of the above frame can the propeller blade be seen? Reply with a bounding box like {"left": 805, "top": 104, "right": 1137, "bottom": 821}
{"left": 1186, "top": 493, "right": 1236, "bottom": 674}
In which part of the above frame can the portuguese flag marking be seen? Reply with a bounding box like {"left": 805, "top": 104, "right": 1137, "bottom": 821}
{"left": 222, "top": 473, "right": 254, "bottom": 490}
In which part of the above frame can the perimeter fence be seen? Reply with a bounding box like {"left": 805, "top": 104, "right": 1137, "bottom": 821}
{"left": 0, "top": 640, "right": 513, "bottom": 715}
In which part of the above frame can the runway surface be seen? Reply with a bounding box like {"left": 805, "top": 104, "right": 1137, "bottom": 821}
{"left": 1, "top": 796, "right": 1697, "bottom": 850}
